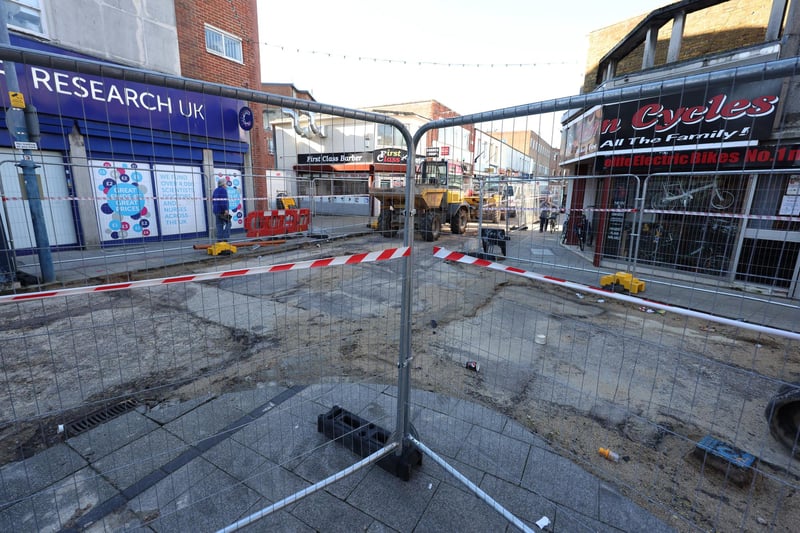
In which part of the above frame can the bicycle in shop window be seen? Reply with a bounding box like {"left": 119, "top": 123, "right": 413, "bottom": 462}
{"left": 560, "top": 211, "right": 589, "bottom": 251}
{"left": 681, "top": 218, "right": 738, "bottom": 274}
{"left": 650, "top": 177, "right": 735, "bottom": 211}
{"left": 639, "top": 218, "right": 738, "bottom": 274}
{"left": 638, "top": 223, "right": 678, "bottom": 265}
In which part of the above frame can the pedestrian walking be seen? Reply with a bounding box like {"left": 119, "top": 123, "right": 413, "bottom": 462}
{"left": 539, "top": 203, "right": 551, "bottom": 232}
{"left": 212, "top": 177, "right": 231, "bottom": 242}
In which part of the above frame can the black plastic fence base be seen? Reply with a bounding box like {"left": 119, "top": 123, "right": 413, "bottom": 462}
{"left": 317, "top": 405, "right": 422, "bottom": 481}
{"left": 480, "top": 228, "right": 508, "bottom": 257}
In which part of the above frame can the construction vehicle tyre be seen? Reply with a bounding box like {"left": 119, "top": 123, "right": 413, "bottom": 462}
{"left": 451, "top": 208, "right": 467, "bottom": 234}
{"left": 430, "top": 214, "right": 441, "bottom": 241}
{"left": 422, "top": 213, "right": 441, "bottom": 242}
{"left": 765, "top": 382, "right": 800, "bottom": 456}
{"left": 492, "top": 205, "right": 501, "bottom": 223}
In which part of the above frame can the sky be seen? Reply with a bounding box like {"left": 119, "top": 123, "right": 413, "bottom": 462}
{"left": 257, "top": 0, "right": 672, "bottom": 140}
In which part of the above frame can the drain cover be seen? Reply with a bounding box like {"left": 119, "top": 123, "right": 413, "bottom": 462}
{"left": 65, "top": 398, "right": 139, "bottom": 437}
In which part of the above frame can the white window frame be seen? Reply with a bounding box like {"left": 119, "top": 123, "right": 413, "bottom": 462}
{"left": 204, "top": 24, "right": 243, "bottom": 64}
{"left": 377, "top": 123, "right": 403, "bottom": 147}
{"left": 5, "top": 0, "right": 47, "bottom": 37}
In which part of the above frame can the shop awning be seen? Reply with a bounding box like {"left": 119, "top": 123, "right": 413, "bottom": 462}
{"left": 293, "top": 163, "right": 407, "bottom": 173}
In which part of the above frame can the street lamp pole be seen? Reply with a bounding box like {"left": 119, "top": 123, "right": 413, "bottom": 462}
{"left": 0, "top": 5, "right": 55, "bottom": 284}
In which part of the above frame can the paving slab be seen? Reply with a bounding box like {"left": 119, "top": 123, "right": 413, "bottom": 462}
{"left": 66, "top": 410, "right": 160, "bottom": 462}
{"left": 0, "top": 443, "right": 88, "bottom": 502}
{"left": 129, "top": 456, "right": 262, "bottom": 532}
{"left": 1, "top": 380, "right": 680, "bottom": 533}
{"left": 0, "top": 466, "right": 120, "bottom": 533}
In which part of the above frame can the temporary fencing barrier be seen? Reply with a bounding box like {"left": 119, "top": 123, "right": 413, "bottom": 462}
{"left": 1, "top": 41, "right": 800, "bottom": 533}
{"left": 244, "top": 208, "right": 310, "bottom": 238}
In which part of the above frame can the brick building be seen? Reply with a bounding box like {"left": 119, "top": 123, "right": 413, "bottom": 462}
{"left": 493, "top": 130, "right": 559, "bottom": 177}
{"left": 559, "top": 0, "right": 800, "bottom": 299}
{"left": 175, "top": 0, "right": 270, "bottom": 210}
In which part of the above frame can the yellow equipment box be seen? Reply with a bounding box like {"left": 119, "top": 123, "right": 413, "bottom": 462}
{"left": 207, "top": 242, "right": 238, "bottom": 256}
{"left": 600, "top": 271, "right": 645, "bottom": 294}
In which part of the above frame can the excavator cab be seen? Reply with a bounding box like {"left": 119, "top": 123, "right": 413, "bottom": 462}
{"left": 418, "top": 159, "right": 449, "bottom": 186}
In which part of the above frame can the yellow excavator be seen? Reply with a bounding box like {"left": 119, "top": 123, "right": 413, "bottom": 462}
{"left": 370, "top": 159, "right": 501, "bottom": 241}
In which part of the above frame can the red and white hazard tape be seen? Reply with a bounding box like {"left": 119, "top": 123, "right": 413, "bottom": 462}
{"left": 643, "top": 208, "right": 799, "bottom": 222}
{"left": 432, "top": 246, "right": 800, "bottom": 341}
{"left": 1, "top": 195, "right": 293, "bottom": 203}
{"left": 0, "top": 247, "right": 410, "bottom": 304}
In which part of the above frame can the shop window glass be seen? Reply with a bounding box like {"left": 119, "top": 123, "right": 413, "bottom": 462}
{"left": 647, "top": 175, "right": 740, "bottom": 213}
{"left": 737, "top": 238, "right": 798, "bottom": 288}
{"left": 751, "top": 174, "right": 800, "bottom": 231}
{"left": 617, "top": 175, "right": 744, "bottom": 275}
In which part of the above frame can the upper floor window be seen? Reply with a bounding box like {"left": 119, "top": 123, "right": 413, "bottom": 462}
{"left": 204, "top": 24, "right": 243, "bottom": 63}
{"left": 5, "top": 0, "right": 46, "bottom": 36}
{"left": 377, "top": 123, "right": 403, "bottom": 147}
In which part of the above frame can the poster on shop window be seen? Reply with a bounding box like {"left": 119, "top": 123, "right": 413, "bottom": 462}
{"left": 212, "top": 168, "right": 244, "bottom": 229}
{"left": 90, "top": 160, "right": 159, "bottom": 241}
{"left": 153, "top": 164, "right": 206, "bottom": 236}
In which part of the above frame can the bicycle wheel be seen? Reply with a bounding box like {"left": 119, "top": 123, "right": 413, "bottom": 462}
{"left": 710, "top": 190, "right": 735, "bottom": 210}
{"left": 703, "top": 254, "right": 727, "bottom": 274}
{"left": 655, "top": 240, "right": 677, "bottom": 266}
{"left": 650, "top": 194, "right": 670, "bottom": 210}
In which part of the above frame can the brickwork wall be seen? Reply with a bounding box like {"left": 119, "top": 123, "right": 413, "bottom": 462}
{"left": 583, "top": 0, "right": 774, "bottom": 92}
{"left": 174, "top": 0, "right": 270, "bottom": 207}
{"left": 261, "top": 84, "right": 315, "bottom": 101}
{"left": 261, "top": 84, "right": 316, "bottom": 172}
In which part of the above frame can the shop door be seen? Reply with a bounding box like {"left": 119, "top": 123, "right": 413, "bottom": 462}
{"left": 0, "top": 150, "right": 78, "bottom": 250}
{"left": 737, "top": 174, "right": 800, "bottom": 298}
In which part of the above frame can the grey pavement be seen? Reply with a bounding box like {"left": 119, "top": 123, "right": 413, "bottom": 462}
{"left": 2, "top": 216, "right": 798, "bottom": 532}
{"left": 0, "top": 383, "right": 675, "bottom": 532}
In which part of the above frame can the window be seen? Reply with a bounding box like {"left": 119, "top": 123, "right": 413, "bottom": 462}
{"left": 376, "top": 124, "right": 402, "bottom": 147}
{"left": 204, "top": 24, "right": 243, "bottom": 63}
{"left": 5, "top": 0, "right": 45, "bottom": 35}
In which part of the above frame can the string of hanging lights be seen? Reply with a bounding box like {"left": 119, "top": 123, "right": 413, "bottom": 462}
{"left": 261, "top": 42, "right": 577, "bottom": 69}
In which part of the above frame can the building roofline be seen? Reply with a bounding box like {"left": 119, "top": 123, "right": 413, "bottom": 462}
{"left": 595, "top": 0, "right": 728, "bottom": 85}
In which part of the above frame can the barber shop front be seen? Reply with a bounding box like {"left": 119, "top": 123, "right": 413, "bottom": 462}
{"left": 293, "top": 148, "right": 413, "bottom": 216}
{"left": 561, "top": 78, "right": 800, "bottom": 298}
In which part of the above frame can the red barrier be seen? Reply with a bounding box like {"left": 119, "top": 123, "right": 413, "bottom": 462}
{"left": 244, "top": 209, "right": 311, "bottom": 238}
{"left": 284, "top": 210, "right": 298, "bottom": 234}
{"left": 297, "top": 208, "right": 310, "bottom": 232}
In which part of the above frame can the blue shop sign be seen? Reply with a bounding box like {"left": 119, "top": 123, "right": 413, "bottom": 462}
{"left": 238, "top": 106, "right": 254, "bottom": 131}
{"left": 1, "top": 40, "right": 243, "bottom": 142}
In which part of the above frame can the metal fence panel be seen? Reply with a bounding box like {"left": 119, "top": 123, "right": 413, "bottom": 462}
{"left": 0, "top": 45, "right": 799, "bottom": 533}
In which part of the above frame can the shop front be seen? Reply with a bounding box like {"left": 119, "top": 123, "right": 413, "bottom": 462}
{"left": 561, "top": 78, "right": 800, "bottom": 298}
{"left": 0, "top": 36, "right": 250, "bottom": 252}
{"left": 293, "top": 148, "right": 412, "bottom": 216}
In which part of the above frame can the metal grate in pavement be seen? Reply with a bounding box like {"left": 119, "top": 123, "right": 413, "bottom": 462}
{"left": 65, "top": 398, "right": 140, "bottom": 437}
